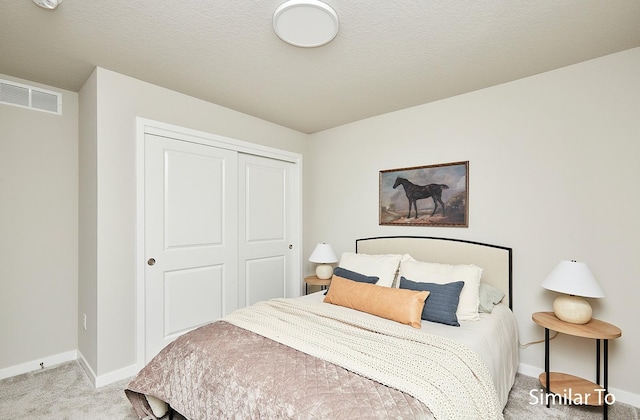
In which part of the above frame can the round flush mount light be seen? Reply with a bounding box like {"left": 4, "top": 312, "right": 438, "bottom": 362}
{"left": 33, "top": 0, "right": 62, "bottom": 10}
{"left": 273, "top": 0, "right": 339, "bottom": 48}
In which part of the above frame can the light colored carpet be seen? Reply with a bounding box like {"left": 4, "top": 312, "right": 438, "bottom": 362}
{"left": 503, "top": 373, "right": 639, "bottom": 420}
{"left": 0, "top": 361, "right": 137, "bottom": 420}
{"left": 1, "top": 360, "right": 638, "bottom": 419}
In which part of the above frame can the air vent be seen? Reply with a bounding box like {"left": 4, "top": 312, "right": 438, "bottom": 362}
{"left": 0, "top": 78, "right": 62, "bottom": 115}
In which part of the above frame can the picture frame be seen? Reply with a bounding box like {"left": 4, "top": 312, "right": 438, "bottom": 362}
{"left": 379, "top": 161, "right": 469, "bottom": 227}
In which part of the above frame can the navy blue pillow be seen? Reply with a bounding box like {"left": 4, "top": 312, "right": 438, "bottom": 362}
{"left": 399, "top": 277, "right": 464, "bottom": 326}
{"left": 324, "top": 267, "right": 379, "bottom": 295}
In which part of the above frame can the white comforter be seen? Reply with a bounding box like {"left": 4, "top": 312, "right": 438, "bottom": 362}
{"left": 299, "top": 291, "right": 519, "bottom": 409}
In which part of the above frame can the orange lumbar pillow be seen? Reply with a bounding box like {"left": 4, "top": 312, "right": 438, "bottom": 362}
{"left": 323, "top": 274, "right": 429, "bottom": 328}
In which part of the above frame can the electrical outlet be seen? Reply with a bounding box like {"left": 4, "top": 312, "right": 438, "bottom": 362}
{"left": 82, "top": 313, "right": 87, "bottom": 330}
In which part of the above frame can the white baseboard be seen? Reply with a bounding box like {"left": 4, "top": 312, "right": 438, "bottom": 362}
{"left": 95, "top": 363, "right": 138, "bottom": 387}
{"left": 0, "top": 350, "right": 77, "bottom": 381}
{"left": 518, "top": 362, "right": 640, "bottom": 408}
{"left": 76, "top": 351, "right": 97, "bottom": 386}
{"left": 77, "top": 350, "right": 138, "bottom": 388}
{"left": 517, "top": 362, "right": 542, "bottom": 379}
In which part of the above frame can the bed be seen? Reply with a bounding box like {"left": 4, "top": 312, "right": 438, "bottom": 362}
{"left": 126, "top": 236, "right": 518, "bottom": 420}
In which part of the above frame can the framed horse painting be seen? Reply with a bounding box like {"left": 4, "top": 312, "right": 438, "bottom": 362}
{"left": 379, "top": 161, "right": 469, "bottom": 227}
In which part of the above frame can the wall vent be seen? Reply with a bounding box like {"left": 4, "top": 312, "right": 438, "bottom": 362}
{"left": 0, "top": 78, "right": 62, "bottom": 115}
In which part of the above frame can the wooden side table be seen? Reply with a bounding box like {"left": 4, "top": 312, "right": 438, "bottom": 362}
{"left": 304, "top": 275, "right": 331, "bottom": 294}
{"left": 532, "top": 311, "right": 621, "bottom": 419}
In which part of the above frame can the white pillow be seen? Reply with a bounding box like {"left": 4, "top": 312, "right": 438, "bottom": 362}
{"left": 394, "top": 254, "right": 414, "bottom": 287}
{"left": 399, "top": 257, "right": 482, "bottom": 321}
{"left": 338, "top": 252, "right": 403, "bottom": 288}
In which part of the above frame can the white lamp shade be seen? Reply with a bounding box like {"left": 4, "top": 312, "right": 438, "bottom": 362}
{"left": 541, "top": 260, "right": 605, "bottom": 298}
{"left": 308, "top": 243, "right": 337, "bottom": 263}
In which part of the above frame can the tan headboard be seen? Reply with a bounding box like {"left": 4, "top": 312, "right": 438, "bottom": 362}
{"left": 356, "top": 236, "right": 512, "bottom": 309}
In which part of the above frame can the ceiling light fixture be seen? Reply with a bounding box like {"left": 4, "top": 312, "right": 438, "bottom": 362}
{"left": 33, "top": 0, "right": 62, "bottom": 10}
{"left": 273, "top": 0, "right": 339, "bottom": 48}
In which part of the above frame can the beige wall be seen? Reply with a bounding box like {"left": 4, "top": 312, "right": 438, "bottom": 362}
{"left": 78, "top": 70, "right": 98, "bottom": 372}
{"left": 78, "top": 68, "right": 307, "bottom": 379}
{"left": 0, "top": 74, "right": 78, "bottom": 372}
{"left": 305, "top": 48, "right": 640, "bottom": 402}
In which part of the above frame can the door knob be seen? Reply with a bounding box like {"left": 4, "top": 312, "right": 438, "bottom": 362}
{"left": 147, "top": 258, "right": 156, "bottom": 266}
{"left": 289, "top": 244, "right": 293, "bottom": 249}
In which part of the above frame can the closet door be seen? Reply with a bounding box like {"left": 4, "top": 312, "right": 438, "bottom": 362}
{"left": 144, "top": 134, "right": 238, "bottom": 362}
{"left": 238, "top": 154, "right": 298, "bottom": 306}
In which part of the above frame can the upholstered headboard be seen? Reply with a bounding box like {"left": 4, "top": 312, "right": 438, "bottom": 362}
{"left": 356, "top": 236, "right": 513, "bottom": 310}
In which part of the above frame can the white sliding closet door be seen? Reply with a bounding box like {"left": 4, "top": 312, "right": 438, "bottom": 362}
{"left": 238, "top": 154, "right": 297, "bottom": 307}
{"left": 141, "top": 126, "right": 302, "bottom": 364}
{"left": 144, "top": 134, "right": 238, "bottom": 362}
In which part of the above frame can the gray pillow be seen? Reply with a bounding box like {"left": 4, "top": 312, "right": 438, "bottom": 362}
{"left": 399, "top": 277, "right": 464, "bottom": 326}
{"left": 323, "top": 266, "right": 379, "bottom": 295}
{"left": 478, "top": 283, "right": 505, "bottom": 313}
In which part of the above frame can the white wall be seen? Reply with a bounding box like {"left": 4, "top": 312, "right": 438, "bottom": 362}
{"left": 305, "top": 48, "right": 640, "bottom": 402}
{"left": 0, "top": 74, "right": 78, "bottom": 374}
{"left": 78, "top": 70, "right": 98, "bottom": 372}
{"left": 78, "top": 68, "right": 307, "bottom": 380}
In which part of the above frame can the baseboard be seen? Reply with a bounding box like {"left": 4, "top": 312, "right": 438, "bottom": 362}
{"left": 518, "top": 362, "right": 640, "bottom": 408}
{"left": 77, "top": 350, "right": 138, "bottom": 388}
{"left": 517, "top": 362, "right": 542, "bottom": 379}
{"left": 0, "top": 350, "right": 77, "bottom": 381}
{"left": 95, "top": 363, "right": 138, "bottom": 387}
{"left": 76, "top": 351, "right": 97, "bottom": 386}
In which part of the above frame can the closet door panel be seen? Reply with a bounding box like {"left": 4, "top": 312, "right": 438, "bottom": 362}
{"left": 239, "top": 154, "right": 296, "bottom": 307}
{"left": 144, "top": 134, "right": 238, "bottom": 362}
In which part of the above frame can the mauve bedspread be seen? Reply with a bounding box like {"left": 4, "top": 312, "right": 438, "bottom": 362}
{"left": 125, "top": 320, "right": 433, "bottom": 420}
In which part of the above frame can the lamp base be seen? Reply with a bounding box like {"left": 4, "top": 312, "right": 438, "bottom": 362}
{"left": 315, "top": 264, "right": 333, "bottom": 280}
{"left": 553, "top": 294, "right": 593, "bottom": 324}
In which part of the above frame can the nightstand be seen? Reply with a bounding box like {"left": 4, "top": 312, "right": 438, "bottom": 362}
{"left": 304, "top": 275, "right": 331, "bottom": 294}
{"left": 532, "top": 311, "right": 622, "bottom": 419}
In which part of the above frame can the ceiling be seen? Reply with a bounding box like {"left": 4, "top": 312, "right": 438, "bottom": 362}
{"left": 2, "top": 1, "right": 640, "bottom": 134}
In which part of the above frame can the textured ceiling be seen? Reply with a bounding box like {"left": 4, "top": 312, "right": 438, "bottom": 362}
{"left": 2, "top": 1, "right": 640, "bottom": 133}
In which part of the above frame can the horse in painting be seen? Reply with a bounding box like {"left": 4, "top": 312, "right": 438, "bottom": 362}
{"left": 393, "top": 177, "right": 449, "bottom": 219}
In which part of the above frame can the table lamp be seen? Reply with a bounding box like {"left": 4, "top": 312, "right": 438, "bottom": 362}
{"left": 308, "top": 243, "right": 337, "bottom": 279}
{"left": 541, "top": 260, "right": 605, "bottom": 324}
